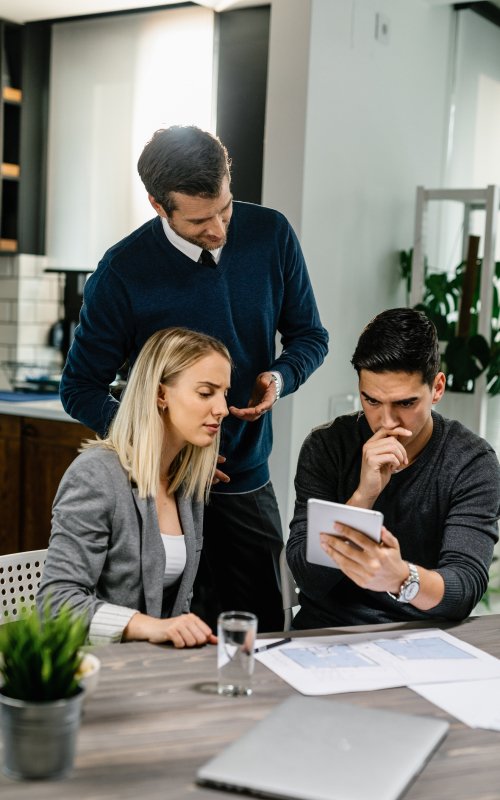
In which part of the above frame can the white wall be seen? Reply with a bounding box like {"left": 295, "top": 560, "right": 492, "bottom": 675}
{"left": 437, "top": 9, "right": 500, "bottom": 452}
{"left": 449, "top": 9, "right": 500, "bottom": 189}
{"left": 435, "top": 9, "right": 500, "bottom": 274}
{"left": 46, "top": 6, "right": 215, "bottom": 271}
{"left": 264, "top": 0, "right": 313, "bottom": 531}
{"left": 265, "top": 0, "right": 454, "bottom": 527}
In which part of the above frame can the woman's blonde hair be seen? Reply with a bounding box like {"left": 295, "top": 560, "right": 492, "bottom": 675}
{"left": 83, "top": 327, "right": 231, "bottom": 501}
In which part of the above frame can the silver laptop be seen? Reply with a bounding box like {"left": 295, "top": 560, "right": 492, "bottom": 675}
{"left": 197, "top": 695, "right": 449, "bottom": 800}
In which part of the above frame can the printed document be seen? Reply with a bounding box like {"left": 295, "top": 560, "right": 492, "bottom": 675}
{"left": 254, "top": 628, "right": 500, "bottom": 696}
{"left": 410, "top": 678, "right": 500, "bottom": 730}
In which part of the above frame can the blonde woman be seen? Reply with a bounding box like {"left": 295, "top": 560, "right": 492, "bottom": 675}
{"left": 38, "top": 327, "right": 231, "bottom": 647}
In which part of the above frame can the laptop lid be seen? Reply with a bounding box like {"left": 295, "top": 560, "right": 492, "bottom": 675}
{"left": 197, "top": 695, "right": 449, "bottom": 800}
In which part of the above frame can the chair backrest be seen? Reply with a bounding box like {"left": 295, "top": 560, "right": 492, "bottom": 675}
{"left": 279, "top": 546, "right": 299, "bottom": 631}
{"left": 0, "top": 549, "right": 47, "bottom": 624}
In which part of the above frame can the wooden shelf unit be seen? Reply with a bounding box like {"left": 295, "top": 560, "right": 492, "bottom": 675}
{"left": 0, "top": 19, "right": 21, "bottom": 254}
{"left": 0, "top": 19, "right": 50, "bottom": 256}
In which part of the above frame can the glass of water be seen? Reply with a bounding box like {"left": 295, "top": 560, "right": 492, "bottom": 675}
{"left": 217, "top": 611, "right": 258, "bottom": 696}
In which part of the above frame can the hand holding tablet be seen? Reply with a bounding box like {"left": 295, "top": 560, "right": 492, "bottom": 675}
{"left": 306, "top": 498, "right": 384, "bottom": 569}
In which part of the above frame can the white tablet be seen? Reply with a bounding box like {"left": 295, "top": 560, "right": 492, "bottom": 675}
{"left": 306, "top": 498, "right": 384, "bottom": 569}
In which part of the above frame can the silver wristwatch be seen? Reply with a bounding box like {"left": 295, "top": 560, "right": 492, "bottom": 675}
{"left": 269, "top": 371, "right": 282, "bottom": 405}
{"left": 387, "top": 562, "right": 420, "bottom": 603}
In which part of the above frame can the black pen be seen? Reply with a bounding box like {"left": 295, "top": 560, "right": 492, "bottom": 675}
{"left": 254, "top": 637, "right": 292, "bottom": 654}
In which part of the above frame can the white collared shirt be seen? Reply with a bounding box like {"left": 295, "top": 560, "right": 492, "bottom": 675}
{"left": 161, "top": 217, "right": 222, "bottom": 264}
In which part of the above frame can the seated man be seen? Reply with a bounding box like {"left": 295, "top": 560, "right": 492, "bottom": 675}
{"left": 287, "top": 308, "right": 500, "bottom": 628}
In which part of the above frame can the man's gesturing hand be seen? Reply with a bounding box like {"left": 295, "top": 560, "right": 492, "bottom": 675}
{"left": 229, "top": 372, "right": 277, "bottom": 422}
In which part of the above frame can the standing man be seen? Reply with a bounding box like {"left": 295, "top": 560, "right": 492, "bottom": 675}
{"left": 287, "top": 308, "right": 499, "bottom": 628}
{"left": 60, "top": 125, "right": 329, "bottom": 632}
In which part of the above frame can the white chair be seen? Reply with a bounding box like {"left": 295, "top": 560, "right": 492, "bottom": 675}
{"left": 0, "top": 549, "right": 47, "bottom": 624}
{"left": 279, "top": 546, "right": 299, "bottom": 631}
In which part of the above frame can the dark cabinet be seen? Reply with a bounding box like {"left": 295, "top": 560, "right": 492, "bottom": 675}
{"left": 0, "top": 19, "right": 50, "bottom": 255}
{"left": 0, "top": 414, "right": 94, "bottom": 555}
{"left": 0, "top": 414, "right": 21, "bottom": 553}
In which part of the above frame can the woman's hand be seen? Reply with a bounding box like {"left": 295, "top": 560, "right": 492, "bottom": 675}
{"left": 123, "top": 612, "right": 217, "bottom": 647}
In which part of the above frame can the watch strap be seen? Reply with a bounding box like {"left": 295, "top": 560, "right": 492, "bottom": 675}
{"left": 387, "top": 562, "right": 420, "bottom": 603}
{"left": 269, "top": 371, "right": 283, "bottom": 405}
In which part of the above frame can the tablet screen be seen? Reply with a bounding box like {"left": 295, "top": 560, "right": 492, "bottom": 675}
{"left": 306, "top": 498, "right": 383, "bottom": 568}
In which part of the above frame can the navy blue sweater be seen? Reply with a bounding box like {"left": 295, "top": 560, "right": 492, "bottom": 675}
{"left": 60, "top": 202, "right": 329, "bottom": 492}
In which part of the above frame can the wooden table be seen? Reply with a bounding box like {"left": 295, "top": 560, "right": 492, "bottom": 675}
{"left": 1, "top": 615, "right": 499, "bottom": 799}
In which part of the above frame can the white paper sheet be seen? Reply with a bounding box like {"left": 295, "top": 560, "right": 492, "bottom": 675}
{"left": 255, "top": 628, "right": 500, "bottom": 696}
{"left": 410, "top": 678, "right": 500, "bottom": 730}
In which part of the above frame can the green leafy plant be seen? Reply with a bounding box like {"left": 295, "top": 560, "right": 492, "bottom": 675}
{"left": 487, "top": 342, "right": 500, "bottom": 396}
{"left": 478, "top": 555, "right": 500, "bottom": 612}
{"left": 0, "top": 604, "right": 87, "bottom": 702}
{"left": 400, "top": 249, "right": 500, "bottom": 395}
{"left": 480, "top": 584, "right": 500, "bottom": 611}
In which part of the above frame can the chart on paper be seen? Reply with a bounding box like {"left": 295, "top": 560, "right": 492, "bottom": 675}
{"left": 283, "top": 644, "right": 377, "bottom": 669}
{"left": 255, "top": 629, "right": 500, "bottom": 696}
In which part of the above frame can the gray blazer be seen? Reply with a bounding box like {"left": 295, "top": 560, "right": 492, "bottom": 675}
{"left": 37, "top": 447, "right": 204, "bottom": 628}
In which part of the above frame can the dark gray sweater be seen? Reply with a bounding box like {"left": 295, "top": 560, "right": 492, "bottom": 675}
{"left": 287, "top": 411, "right": 500, "bottom": 628}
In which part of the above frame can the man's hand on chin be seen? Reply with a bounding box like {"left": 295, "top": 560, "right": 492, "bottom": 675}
{"left": 350, "top": 426, "right": 412, "bottom": 508}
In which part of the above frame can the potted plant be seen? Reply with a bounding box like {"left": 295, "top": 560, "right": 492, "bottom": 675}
{"left": 399, "top": 242, "right": 500, "bottom": 395}
{"left": 0, "top": 604, "right": 88, "bottom": 780}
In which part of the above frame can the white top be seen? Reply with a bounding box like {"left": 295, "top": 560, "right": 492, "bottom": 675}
{"left": 161, "top": 533, "right": 187, "bottom": 588}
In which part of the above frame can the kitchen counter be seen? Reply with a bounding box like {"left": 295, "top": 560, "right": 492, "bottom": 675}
{"left": 0, "top": 395, "right": 76, "bottom": 423}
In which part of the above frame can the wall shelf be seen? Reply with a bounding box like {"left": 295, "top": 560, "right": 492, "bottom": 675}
{"left": 2, "top": 86, "right": 21, "bottom": 103}
{"left": 0, "top": 237, "right": 16, "bottom": 252}
{"left": 1, "top": 163, "right": 19, "bottom": 178}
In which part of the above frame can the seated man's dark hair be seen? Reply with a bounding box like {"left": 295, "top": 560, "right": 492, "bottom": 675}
{"left": 137, "top": 125, "right": 231, "bottom": 214}
{"left": 351, "top": 308, "right": 441, "bottom": 387}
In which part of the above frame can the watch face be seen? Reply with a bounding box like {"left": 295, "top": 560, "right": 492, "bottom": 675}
{"left": 401, "top": 580, "right": 419, "bottom": 602}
